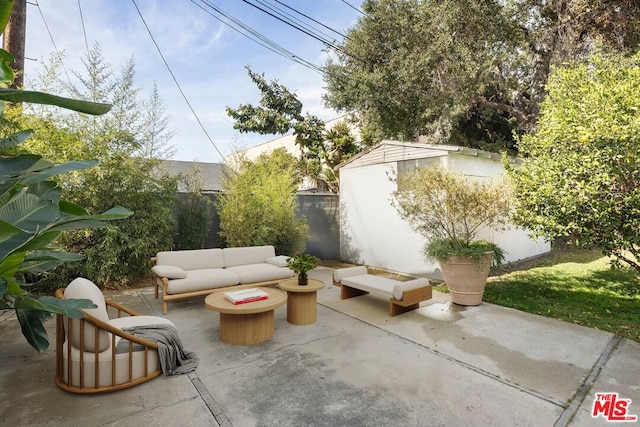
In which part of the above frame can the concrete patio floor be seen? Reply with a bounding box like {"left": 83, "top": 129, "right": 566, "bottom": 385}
{"left": 1, "top": 267, "right": 638, "bottom": 426}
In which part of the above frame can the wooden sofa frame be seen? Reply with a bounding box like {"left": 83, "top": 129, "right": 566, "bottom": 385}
{"left": 151, "top": 257, "right": 285, "bottom": 314}
{"left": 55, "top": 288, "right": 163, "bottom": 394}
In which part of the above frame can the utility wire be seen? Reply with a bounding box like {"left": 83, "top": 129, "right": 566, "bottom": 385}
{"left": 33, "top": 1, "right": 73, "bottom": 86}
{"left": 254, "top": 0, "right": 337, "bottom": 43}
{"left": 240, "top": 0, "right": 347, "bottom": 55}
{"left": 77, "top": 0, "right": 90, "bottom": 57}
{"left": 341, "top": 0, "right": 365, "bottom": 16}
{"left": 130, "top": 0, "right": 226, "bottom": 161}
{"left": 269, "top": 0, "right": 349, "bottom": 40}
{"left": 194, "top": 0, "right": 324, "bottom": 73}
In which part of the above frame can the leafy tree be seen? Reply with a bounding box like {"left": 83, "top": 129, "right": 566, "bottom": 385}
{"left": 22, "top": 45, "right": 177, "bottom": 287}
{"left": 324, "top": 0, "right": 640, "bottom": 151}
{"left": 392, "top": 165, "right": 511, "bottom": 264}
{"left": 217, "top": 148, "right": 308, "bottom": 255}
{"left": 0, "top": 0, "right": 132, "bottom": 351}
{"left": 227, "top": 67, "right": 362, "bottom": 192}
{"left": 508, "top": 52, "right": 640, "bottom": 272}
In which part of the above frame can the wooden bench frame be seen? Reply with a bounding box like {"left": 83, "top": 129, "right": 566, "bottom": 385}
{"left": 333, "top": 278, "right": 432, "bottom": 316}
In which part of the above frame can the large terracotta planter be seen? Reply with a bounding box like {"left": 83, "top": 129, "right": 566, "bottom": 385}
{"left": 438, "top": 253, "right": 493, "bottom": 305}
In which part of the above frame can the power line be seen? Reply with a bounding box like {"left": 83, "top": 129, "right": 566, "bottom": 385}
{"left": 268, "top": 0, "right": 349, "bottom": 40}
{"left": 341, "top": 0, "right": 365, "bottom": 16}
{"left": 130, "top": 0, "right": 226, "bottom": 161}
{"left": 193, "top": 0, "right": 324, "bottom": 74}
{"left": 77, "top": 0, "right": 90, "bottom": 57}
{"left": 240, "top": 0, "right": 347, "bottom": 55}
{"left": 32, "top": 1, "right": 73, "bottom": 86}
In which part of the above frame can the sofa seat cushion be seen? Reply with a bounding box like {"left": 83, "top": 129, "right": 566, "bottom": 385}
{"left": 341, "top": 274, "right": 397, "bottom": 299}
{"left": 165, "top": 269, "right": 239, "bottom": 295}
{"left": 225, "top": 263, "right": 294, "bottom": 284}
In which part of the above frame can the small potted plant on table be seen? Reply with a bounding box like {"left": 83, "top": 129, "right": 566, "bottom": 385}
{"left": 392, "top": 164, "right": 511, "bottom": 305}
{"left": 287, "top": 253, "right": 319, "bottom": 285}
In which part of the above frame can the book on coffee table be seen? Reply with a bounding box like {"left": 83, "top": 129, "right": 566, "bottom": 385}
{"left": 224, "top": 288, "right": 269, "bottom": 304}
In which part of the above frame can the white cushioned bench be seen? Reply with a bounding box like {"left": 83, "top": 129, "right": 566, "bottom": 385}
{"left": 333, "top": 266, "right": 432, "bottom": 316}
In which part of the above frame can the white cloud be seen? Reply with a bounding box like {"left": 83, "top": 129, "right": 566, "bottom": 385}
{"left": 24, "top": 0, "right": 359, "bottom": 162}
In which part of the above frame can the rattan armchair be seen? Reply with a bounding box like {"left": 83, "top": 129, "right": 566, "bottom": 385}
{"left": 55, "top": 278, "right": 174, "bottom": 393}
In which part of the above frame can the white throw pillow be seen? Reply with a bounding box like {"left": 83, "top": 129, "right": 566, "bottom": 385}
{"left": 151, "top": 265, "right": 188, "bottom": 279}
{"left": 266, "top": 255, "right": 291, "bottom": 268}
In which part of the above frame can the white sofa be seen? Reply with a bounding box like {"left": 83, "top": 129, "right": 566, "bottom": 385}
{"left": 333, "top": 266, "right": 432, "bottom": 316}
{"left": 151, "top": 245, "right": 294, "bottom": 314}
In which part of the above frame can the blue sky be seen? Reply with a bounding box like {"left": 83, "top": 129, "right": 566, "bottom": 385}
{"left": 24, "top": 0, "right": 362, "bottom": 162}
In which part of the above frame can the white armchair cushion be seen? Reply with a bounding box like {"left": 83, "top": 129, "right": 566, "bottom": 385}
{"left": 63, "top": 278, "right": 111, "bottom": 353}
{"left": 392, "top": 278, "right": 430, "bottom": 300}
{"left": 266, "top": 255, "right": 290, "bottom": 268}
{"left": 151, "top": 265, "right": 187, "bottom": 279}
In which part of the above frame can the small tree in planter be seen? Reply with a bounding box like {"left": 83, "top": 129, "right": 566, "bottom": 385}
{"left": 287, "top": 253, "right": 319, "bottom": 285}
{"left": 392, "top": 164, "right": 512, "bottom": 305}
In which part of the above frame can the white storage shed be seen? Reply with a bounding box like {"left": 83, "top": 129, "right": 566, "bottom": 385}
{"left": 337, "top": 141, "right": 550, "bottom": 278}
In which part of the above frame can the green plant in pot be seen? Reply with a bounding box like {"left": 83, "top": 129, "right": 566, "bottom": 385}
{"left": 392, "top": 164, "right": 512, "bottom": 305}
{"left": 287, "top": 253, "right": 319, "bottom": 285}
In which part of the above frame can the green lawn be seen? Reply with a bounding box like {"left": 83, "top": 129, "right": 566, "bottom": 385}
{"left": 474, "top": 248, "right": 639, "bottom": 342}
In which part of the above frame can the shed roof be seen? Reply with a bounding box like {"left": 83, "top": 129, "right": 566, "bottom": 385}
{"left": 337, "top": 140, "right": 516, "bottom": 170}
{"left": 161, "top": 160, "right": 233, "bottom": 193}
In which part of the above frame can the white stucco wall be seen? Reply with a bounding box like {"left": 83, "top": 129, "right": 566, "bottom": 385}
{"left": 339, "top": 152, "right": 550, "bottom": 277}
{"left": 340, "top": 162, "right": 439, "bottom": 275}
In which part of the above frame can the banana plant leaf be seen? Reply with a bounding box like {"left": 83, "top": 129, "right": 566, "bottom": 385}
{"left": 0, "top": 130, "right": 33, "bottom": 150}
{"left": 15, "top": 296, "right": 96, "bottom": 352}
{"left": 0, "top": 89, "right": 111, "bottom": 115}
{"left": 18, "top": 250, "right": 84, "bottom": 274}
{"left": 16, "top": 307, "right": 50, "bottom": 352}
{"left": 0, "top": 1, "right": 13, "bottom": 38}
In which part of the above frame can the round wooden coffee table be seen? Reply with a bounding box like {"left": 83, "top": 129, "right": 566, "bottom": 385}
{"left": 278, "top": 279, "right": 324, "bottom": 325}
{"left": 205, "top": 288, "right": 287, "bottom": 345}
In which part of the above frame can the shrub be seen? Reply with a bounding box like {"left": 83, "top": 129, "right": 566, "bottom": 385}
{"left": 217, "top": 149, "right": 308, "bottom": 255}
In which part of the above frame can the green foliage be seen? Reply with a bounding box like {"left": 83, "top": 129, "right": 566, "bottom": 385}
{"left": 286, "top": 253, "right": 319, "bottom": 275}
{"left": 0, "top": 0, "right": 132, "bottom": 351}
{"left": 324, "top": 0, "right": 640, "bottom": 149}
{"left": 425, "top": 238, "right": 505, "bottom": 267}
{"left": 392, "top": 164, "right": 511, "bottom": 264}
{"left": 227, "top": 67, "right": 362, "bottom": 192}
{"left": 175, "top": 167, "right": 214, "bottom": 250}
{"left": 217, "top": 149, "right": 308, "bottom": 255}
{"left": 21, "top": 45, "right": 178, "bottom": 287}
{"left": 508, "top": 52, "right": 640, "bottom": 272}
{"left": 176, "top": 195, "right": 213, "bottom": 250}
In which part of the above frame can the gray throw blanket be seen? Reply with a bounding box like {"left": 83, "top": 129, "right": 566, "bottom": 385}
{"left": 116, "top": 324, "right": 199, "bottom": 376}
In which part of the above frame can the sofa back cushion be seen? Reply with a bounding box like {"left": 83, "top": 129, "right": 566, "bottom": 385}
{"left": 156, "top": 248, "right": 224, "bottom": 270}
{"left": 223, "top": 246, "right": 276, "bottom": 268}
{"left": 63, "top": 278, "right": 111, "bottom": 353}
